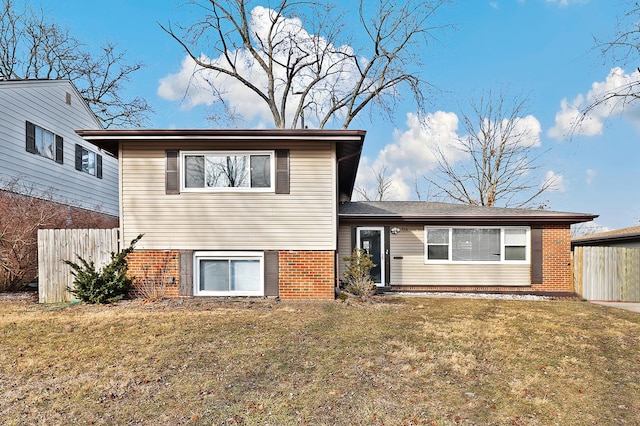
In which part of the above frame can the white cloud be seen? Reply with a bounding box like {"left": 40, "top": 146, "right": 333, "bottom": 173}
{"left": 546, "top": 0, "right": 588, "bottom": 7}
{"left": 504, "top": 114, "right": 542, "bottom": 148}
{"left": 586, "top": 168, "right": 596, "bottom": 185}
{"left": 571, "top": 221, "right": 611, "bottom": 237}
{"left": 544, "top": 170, "right": 565, "bottom": 192}
{"left": 355, "top": 110, "right": 545, "bottom": 201}
{"left": 548, "top": 67, "right": 640, "bottom": 140}
{"left": 158, "top": 6, "right": 363, "bottom": 127}
{"left": 354, "top": 111, "right": 460, "bottom": 201}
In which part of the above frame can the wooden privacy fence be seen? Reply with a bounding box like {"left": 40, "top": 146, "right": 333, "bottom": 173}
{"left": 37, "top": 228, "right": 119, "bottom": 303}
{"left": 573, "top": 246, "right": 640, "bottom": 302}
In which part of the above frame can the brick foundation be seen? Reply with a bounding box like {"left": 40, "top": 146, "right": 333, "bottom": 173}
{"left": 126, "top": 249, "right": 337, "bottom": 300}
{"left": 127, "top": 251, "right": 181, "bottom": 298}
{"left": 278, "top": 250, "right": 336, "bottom": 300}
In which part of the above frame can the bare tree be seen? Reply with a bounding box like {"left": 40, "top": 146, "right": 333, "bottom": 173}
{"left": 578, "top": 1, "right": 640, "bottom": 126}
{"left": 427, "top": 91, "right": 556, "bottom": 208}
{"left": 355, "top": 165, "right": 394, "bottom": 201}
{"left": 160, "top": 0, "right": 450, "bottom": 129}
{"left": 0, "top": 0, "right": 151, "bottom": 128}
{"left": 570, "top": 222, "right": 609, "bottom": 238}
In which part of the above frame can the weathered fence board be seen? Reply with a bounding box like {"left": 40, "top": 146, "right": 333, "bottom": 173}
{"left": 574, "top": 246, "right": 640, "bottom": 302}
{"left": 37, "top": 228, "right": 119, "bottom": 303}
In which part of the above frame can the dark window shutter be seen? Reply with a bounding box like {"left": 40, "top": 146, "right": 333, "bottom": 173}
{"left": 96, "top": 154, "right": 103, "bottom": 179}
{"left": 275, "top": 149, "right": 290, "bottom": 194}
{"left": 75, "top": 144, "right": 83, "bottom": 171}
{"left": 384, "top": 226, "right": 391, "bottom": 286}
{"left": 166, "top": 150, "right": 180, "bottom": 194}
{"left": 179, "top": 251, "right": 193, "bottom": 296}
{"left": 55, "top": 135, "right": 63, "bottom": 164}
{"left": 26, "top": 121, "right": 36, "bottom": 153}
{"left": 264, "top": 251, "right": 279, "bottom": 297}
{"left": 530, "top": 227, "right": 543, "bottom": 284}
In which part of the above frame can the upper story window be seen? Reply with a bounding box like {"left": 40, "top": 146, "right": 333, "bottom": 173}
{"left": 25, "top": 121, "right": 63, "bottom": 164}
{"left": 424, "top": 226, "right": 530, "bottom": 264}
{"left": 181, "top": 151, "right": 274, "bottom": 192}
{"left": 75, "top": 144, "right": 103, "bottom": 179}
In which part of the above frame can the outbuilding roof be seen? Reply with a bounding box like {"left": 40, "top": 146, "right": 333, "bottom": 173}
{"left": 572, "top": 225, "right": 640, "bottom": 246}
{"left": 339, "top": 201, "right": 597, "bottom": 224}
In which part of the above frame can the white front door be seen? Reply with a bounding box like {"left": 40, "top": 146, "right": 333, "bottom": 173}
{"left": 357, "top": 227, "right": 385, "bottom": 287}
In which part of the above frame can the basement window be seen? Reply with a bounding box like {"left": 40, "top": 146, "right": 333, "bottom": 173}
{"left": 194, "top": 251, "right": 264, "bottom": 296}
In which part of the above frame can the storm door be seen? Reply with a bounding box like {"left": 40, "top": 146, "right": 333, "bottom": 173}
{"left": 356, "top": 227, "right": 385, "bottom": 287}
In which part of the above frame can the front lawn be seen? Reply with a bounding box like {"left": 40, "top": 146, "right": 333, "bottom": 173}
{"left": 0, "top": 296, "right": 638, "bottom": 425}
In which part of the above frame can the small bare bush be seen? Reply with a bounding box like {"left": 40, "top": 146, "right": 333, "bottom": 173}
{"left": 135, "top": 252, "right": 176, "bottom": 301}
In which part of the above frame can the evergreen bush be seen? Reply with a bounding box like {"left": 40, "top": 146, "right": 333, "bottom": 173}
{"left": 65, "top": 234, "right": 143, "bottom": 304}
{"left": 341, "top": 247, "right": 376, "bottom": 299}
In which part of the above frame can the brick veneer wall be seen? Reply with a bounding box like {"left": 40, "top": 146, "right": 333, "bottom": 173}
{"left": 531, "top": 224, "right": 572, "bottom": 293}
{"left": 278, "top": 250, "right": 335, "bottom": 300}
{"left": 126, "top": 249, "right": 337, "bottom": 300}
{"left": 127, "top": 251, "right": 181, "bottom": 298}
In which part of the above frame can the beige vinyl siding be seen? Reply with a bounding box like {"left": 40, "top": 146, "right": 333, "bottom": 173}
{"left": 337, "top": 224, "right": 354, "bottom": 281}
{"left": 338, "top": 224, "right": 530, "bottom": 287}
{"left": 121, "top": 141, "right": 336, "bottom": 250}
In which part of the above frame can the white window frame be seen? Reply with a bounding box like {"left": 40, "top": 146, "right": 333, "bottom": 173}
{"left": 194, "top": 251, "right": 264, "bottom": 296}
{"left": 181, "top": 151, "right": 275, "bottom": 192}
{"left": 35, "top": 125, "right": 56, "bottom": 160}
{"left": 424, "top": 226, "right": 530, "bottom": 264}
{"left": 80, "top": 147, "right": 96, "bottom": 175}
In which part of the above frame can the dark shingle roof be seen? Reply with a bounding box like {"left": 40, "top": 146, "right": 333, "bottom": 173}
{"left": 339, "top": 201, "right": 597, "bottom": 224}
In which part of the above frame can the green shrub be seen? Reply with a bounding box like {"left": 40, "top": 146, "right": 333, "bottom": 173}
{"left": 341, "top": 248, "right": 376, "bottom": 299}
{"left": 65, "top": 234, "right": 143, "bottom": 304}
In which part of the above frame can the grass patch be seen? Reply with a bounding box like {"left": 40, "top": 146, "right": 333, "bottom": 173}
{"left": 1, "top": 296, "right": 639, "bottom": 425}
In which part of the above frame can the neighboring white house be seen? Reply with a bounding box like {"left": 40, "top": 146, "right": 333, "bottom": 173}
{"left": 0, "top": 79, "right": 118, "bottom": 217}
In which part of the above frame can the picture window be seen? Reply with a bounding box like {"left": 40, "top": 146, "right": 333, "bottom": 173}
{"left": 424, "top": 227, "right": 529, "bottom": 263}
{"left": 182, "top": 151, "right": 274, "bottom": 192}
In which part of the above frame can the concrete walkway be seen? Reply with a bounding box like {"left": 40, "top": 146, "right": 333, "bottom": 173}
{"left": 590, "top": 301, "right": 640, "bottom": 313}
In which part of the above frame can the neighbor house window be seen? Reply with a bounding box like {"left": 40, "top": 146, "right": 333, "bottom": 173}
{"left": 75, "top": 144, "right": 103, "bottom": 178}
{"left": 182, "top": 151, "right": 274, "bottom": 191}
{"left": 424, "top": 227, "right": 529, "bottom": 263}
{"left": 25, "top": 121, "right": 63, "bottom": 164}
{"left": 194, "top": 252, "right": 264, "bottom": 296}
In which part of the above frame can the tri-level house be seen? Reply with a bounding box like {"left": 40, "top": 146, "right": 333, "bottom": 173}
{"left": 0, "top": 80, "right": 119, "bottom": 279}
{"left": 77, "top": 128, "right": 597, "bottom": 299}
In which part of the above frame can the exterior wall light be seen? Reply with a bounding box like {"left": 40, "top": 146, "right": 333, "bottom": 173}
{"left": 391, "top": 227, "right": 400, "bottom": 235}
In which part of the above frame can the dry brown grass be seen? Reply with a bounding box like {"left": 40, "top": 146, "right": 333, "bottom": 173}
{"left": 1, "top": 295, "right": 639, "bottom": 425}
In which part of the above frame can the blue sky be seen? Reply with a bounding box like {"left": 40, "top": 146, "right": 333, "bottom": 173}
{"left": 31, "top": 0, "right": 640, "bottom": 231}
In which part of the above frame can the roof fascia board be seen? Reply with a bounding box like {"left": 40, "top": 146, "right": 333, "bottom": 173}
{"left": 572, "top": 234, "right": 640, "bottom": 246}
{"left": 78, "top": 134, "right": 364, "bottom": 142}
{"left": 339, "top": 215, "right": 597, "bottom": 224}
